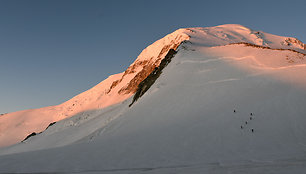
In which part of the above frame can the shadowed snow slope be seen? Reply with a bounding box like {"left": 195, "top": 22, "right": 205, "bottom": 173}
{"left": 1, "top": 24, "right": 306, "bottom": 173}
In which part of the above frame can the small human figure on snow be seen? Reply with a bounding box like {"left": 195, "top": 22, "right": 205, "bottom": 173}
{"left": 251, "top": 129, "right": 254, "bottom": 133}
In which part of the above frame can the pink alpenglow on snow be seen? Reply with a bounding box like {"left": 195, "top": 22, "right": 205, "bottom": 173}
{"left": 0, "top": 28, "right": 189, "bottom": 148}
{"left": 1, "top": 24, "right": 306, "bottom": 174}
{"left": 1, "top": 24, "right": 305, "bottom": 148}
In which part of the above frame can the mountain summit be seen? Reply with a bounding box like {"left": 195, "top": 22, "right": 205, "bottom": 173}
{"left": 1, "top": 24, "right": 306, "bottom": 173}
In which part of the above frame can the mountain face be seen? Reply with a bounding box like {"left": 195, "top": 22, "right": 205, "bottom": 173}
{"left": 0, "top": 29, "right": 189, "bottom": 148}
{"left": 1, "top": 24, "right": 306, "bottom": 173}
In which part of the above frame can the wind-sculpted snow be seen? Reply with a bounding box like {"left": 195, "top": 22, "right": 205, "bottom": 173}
{"left": 1, "top": 24, "right": 306, "bottom": 174}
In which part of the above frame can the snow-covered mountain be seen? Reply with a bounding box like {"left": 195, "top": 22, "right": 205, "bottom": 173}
{"left": 0, "top": 29, "right": 189, "bottom": 148}
{"left": 1, "top": 24, "right": 306, "bottom": 173}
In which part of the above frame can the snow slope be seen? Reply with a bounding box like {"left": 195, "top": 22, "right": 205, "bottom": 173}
{"left": 0, "top": 24, "right": 306, "bottom": 173}
{"left": 0, "top": 29, "right": 189, "bottom": 147}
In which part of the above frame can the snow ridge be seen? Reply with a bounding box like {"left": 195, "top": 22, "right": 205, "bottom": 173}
{"left": 1, "top": 24, "right": 306, "bottom": 173}
{"left": 0, "top": 24, "right": 305, "bottom": 149}
{"left": 0, "top": 28, "right": 190, "bottom": 148}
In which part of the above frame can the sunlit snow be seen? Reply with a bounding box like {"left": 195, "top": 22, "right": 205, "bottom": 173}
{"left": 0, "top": 24, "right": 306, "bottom": 173}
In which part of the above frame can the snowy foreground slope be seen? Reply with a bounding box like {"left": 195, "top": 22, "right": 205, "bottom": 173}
{"left": 1, "top": 24, "right": 306, "bottom": 173}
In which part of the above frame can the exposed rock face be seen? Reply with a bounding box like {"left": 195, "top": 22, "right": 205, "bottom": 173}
{"left": 129, "top": 48, "right": 178, "bottom": 107}
{"left": 229, "top": 42, "right": 306, "bottom": 56}
{"left": 21, "top": 122, "right": 56, "bottom": 142}
{"left": 22, "top": 132, "right": 37, "bottom": 142}
{"left": 118, "top": 43, "right": 182, "bottom": 95}
{"left": 44, "top": 122, "right": 56, "bottom": 131}
{"left": 283, "top": 38, "right": 306, "bottom": 50}
{"left": 106, "top": 43, "right": 183, "bottom": 95}
{"left": 105, "top": 31, "right": 190, "bottom": 96}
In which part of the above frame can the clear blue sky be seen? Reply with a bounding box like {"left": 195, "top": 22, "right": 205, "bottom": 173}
{"left": 1, "top": 0, "right": 305, "bottom": 113}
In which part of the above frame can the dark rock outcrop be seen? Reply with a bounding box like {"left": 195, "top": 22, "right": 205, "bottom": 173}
{"left": 105, "top": 42, "right": 182, "bottom": 96}
{"left": 129, "top": 49, "right": 178, "bottom": 107}
{"left": 229, "top": 42, "right": 306, "bottom": 56}
{"left": 44, "top": 122, "right": 56, "bottom": 131}
{"left": 284, "top": 38, "right": 305, "bottom": 50}
{"left": 118, "top": 43, "right": 181, "bottom": 95}
{"left": 22, "top": 132, "right": 37, "bottom": 142}
{"left": 21, "top": 122, "right": 57, "bottom": 143}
